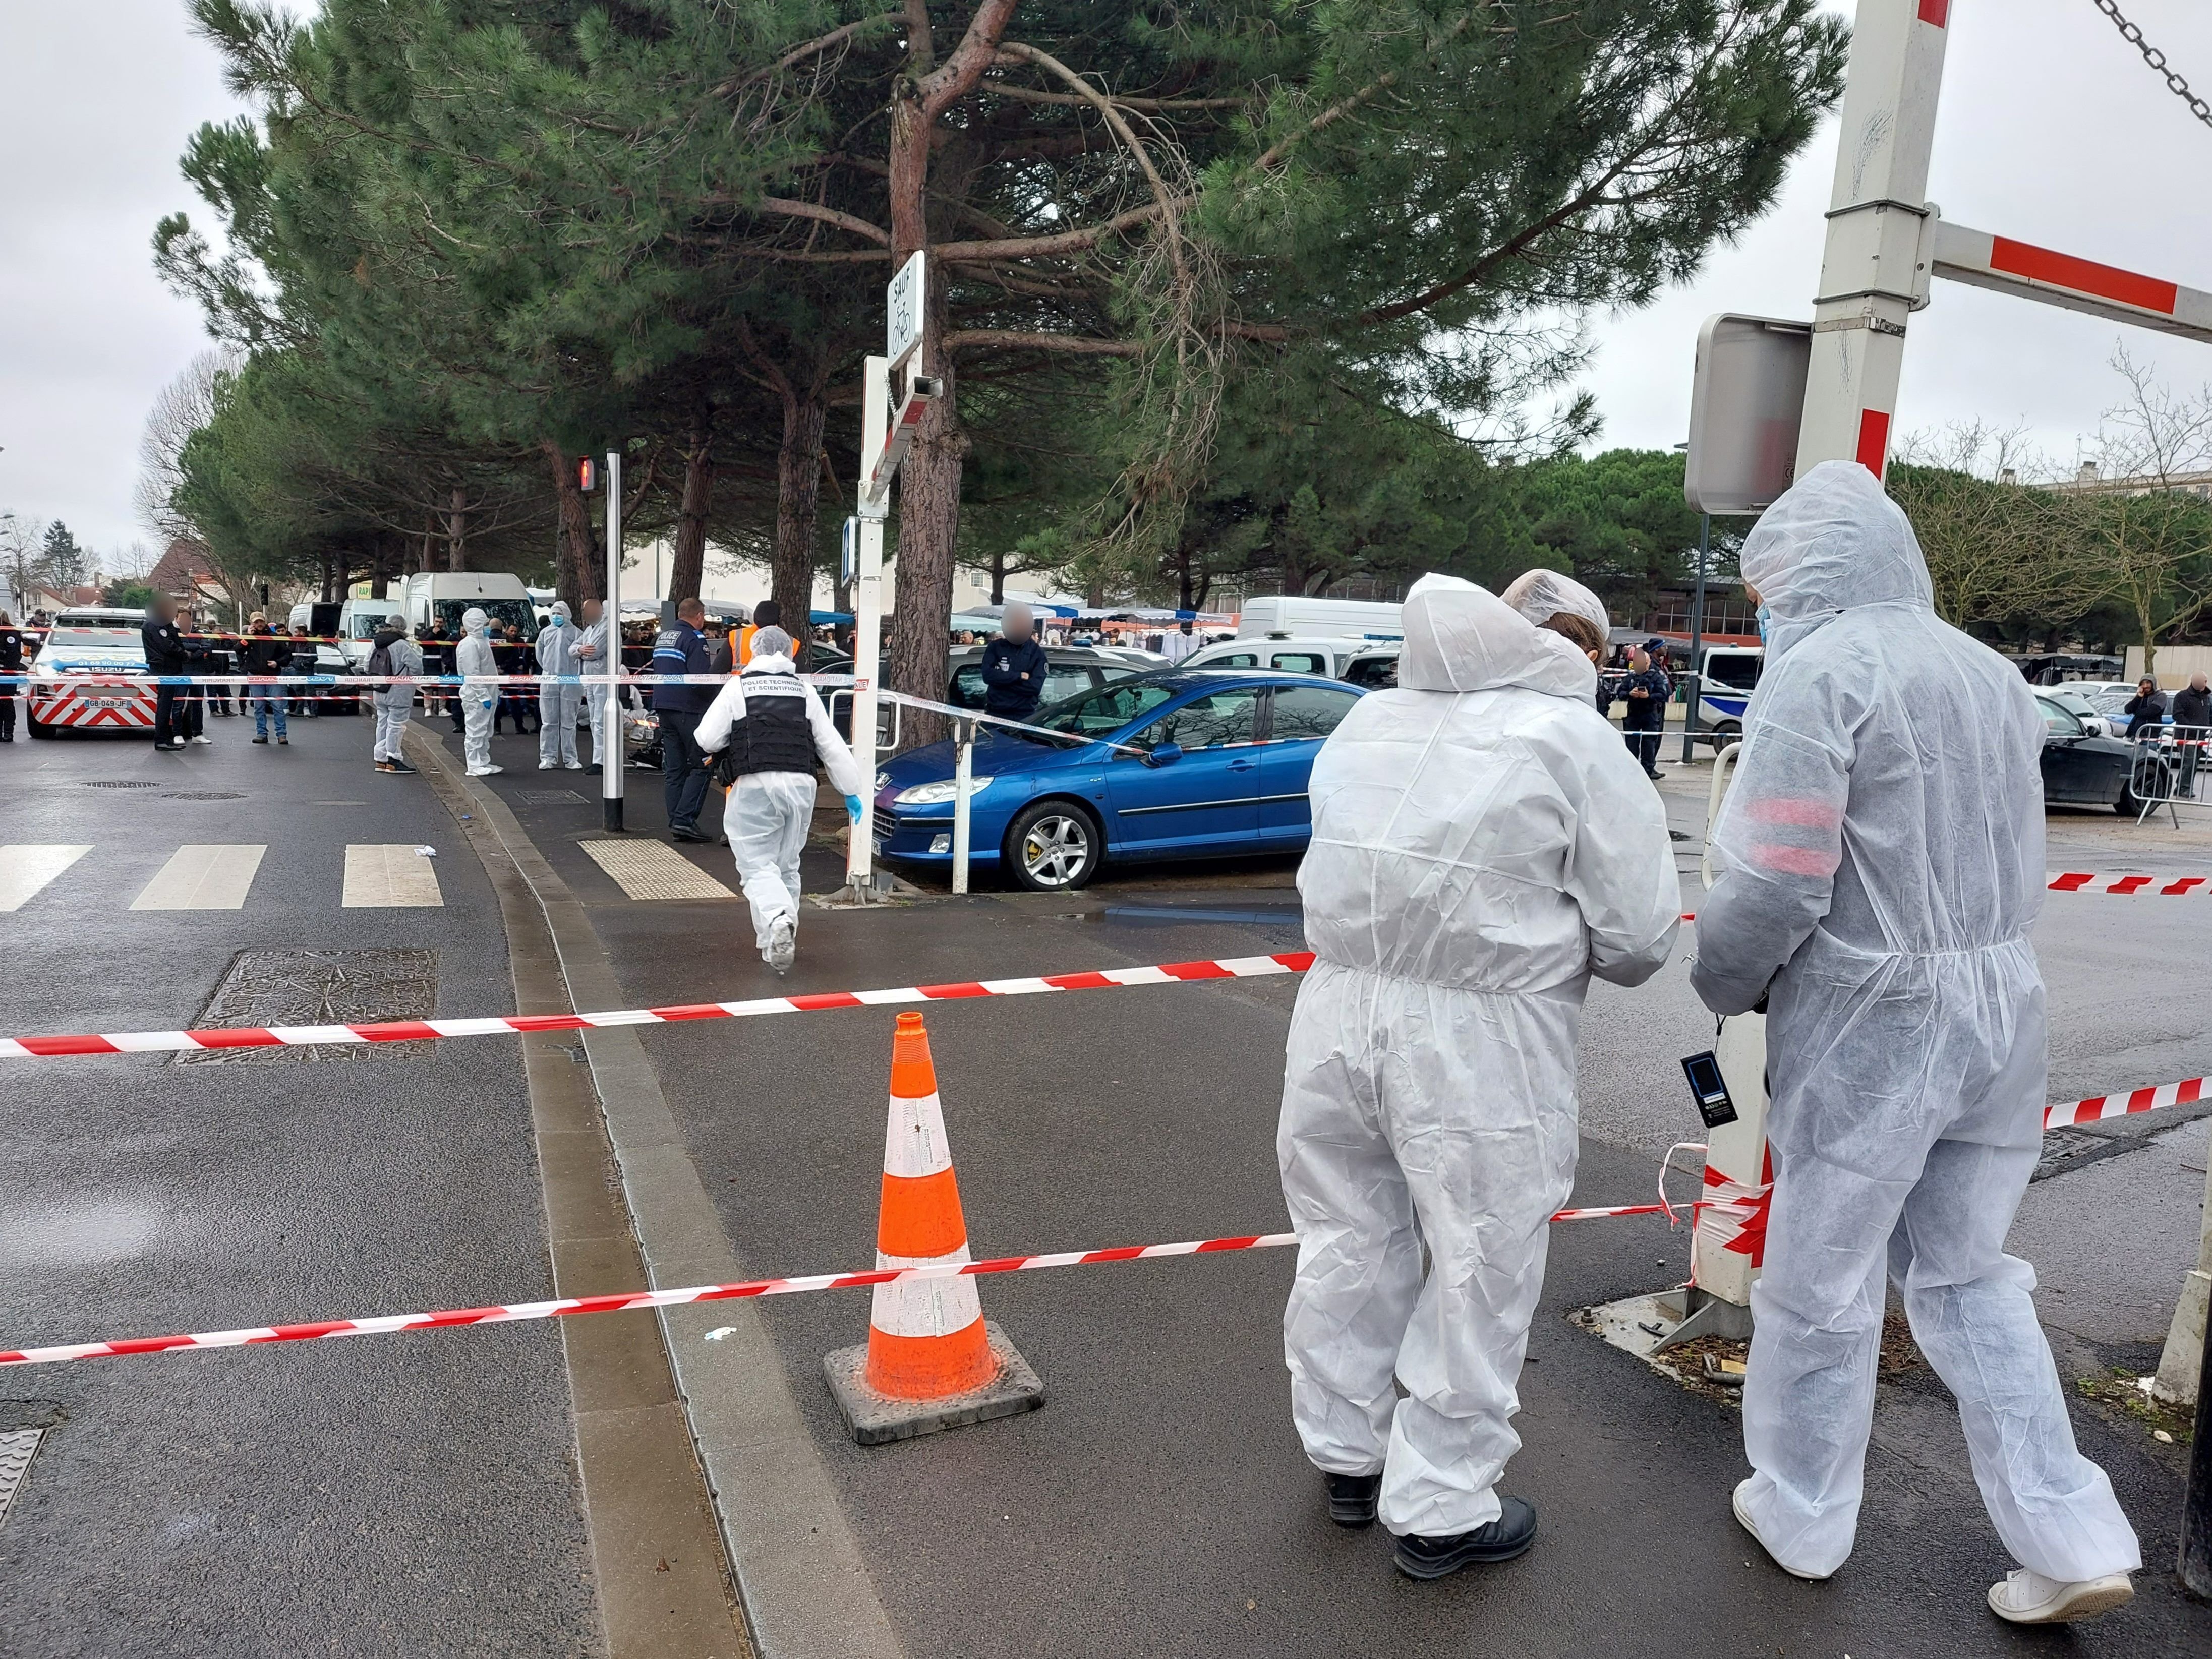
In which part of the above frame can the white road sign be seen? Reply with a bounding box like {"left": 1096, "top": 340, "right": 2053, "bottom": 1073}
{"left": 887, "top": 253, "right": 925, "bottom": 371}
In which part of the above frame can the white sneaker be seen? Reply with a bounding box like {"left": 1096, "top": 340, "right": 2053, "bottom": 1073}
{"left": 563, "top": 760, "right": 584, "bottom": 770}
{"left": 189, "top": 735, "right": 213, "bottom": 745}
{"left": 1987, "top": 1567, "right": 2133, "bottom": 1624}
{"left": 1732, "top": 1480, "right": 1830, "bottom": 1582}
{"left": 766, "top": 915, "right": 797, "bottom": 975}
{"left": 539, "top": 760, "right": 559, "bottom": 770}
{"left": 467, "top": 765, "right": 504, "bottom": 777}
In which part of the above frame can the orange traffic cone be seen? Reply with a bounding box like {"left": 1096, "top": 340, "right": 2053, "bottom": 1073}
{"left": 823, "top": 1011, "right": 1044, "bottom": 1444}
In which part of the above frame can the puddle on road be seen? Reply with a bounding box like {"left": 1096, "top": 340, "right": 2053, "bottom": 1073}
{"left": 0, "top": 1196, "right": 170, "bottom": 1270}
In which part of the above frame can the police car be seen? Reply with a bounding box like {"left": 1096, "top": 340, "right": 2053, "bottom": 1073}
{"left": 25, "top": 607, "right": 157, "bottom": 737}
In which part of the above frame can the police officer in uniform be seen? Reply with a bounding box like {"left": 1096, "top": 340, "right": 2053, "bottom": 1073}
{"left": 694, "top": 625, "right": 866, "bottom": 973}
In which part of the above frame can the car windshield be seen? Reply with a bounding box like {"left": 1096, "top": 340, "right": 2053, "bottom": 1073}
{"left": 1020, "top": 677, "right": 1179, "bottom": 743}
{"left": 348, "top": 614, "right": 396, "bottom": 639}
{"left": 433, "top": 598, "right": 538, "bottom": 640}
{"left": 41, "top": 628, "right": 141, "bottom": 651}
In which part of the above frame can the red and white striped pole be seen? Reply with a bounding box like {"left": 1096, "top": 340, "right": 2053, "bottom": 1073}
{"left": 1793, "top": 0, "right": 1952, "bottom": 480}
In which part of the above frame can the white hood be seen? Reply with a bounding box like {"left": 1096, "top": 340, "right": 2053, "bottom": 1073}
{"left": 1396, "top": 573, "right": 1596, "bottom": 701}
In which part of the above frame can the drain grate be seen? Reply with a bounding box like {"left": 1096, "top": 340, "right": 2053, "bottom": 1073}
{"left": 163, "top": 790, "right": 248, "bottom": 801}
{"left": 520, "top": 789, "right": 587, "bottom": 804}
{"left": 0, "top": 1429, "right": 44, "bottom": 1531}
{"left": 82, "top": 780, "right": 158, "bottom": 790}
{"left": 177, "top": 948, "right": 438, "bottom": 1064}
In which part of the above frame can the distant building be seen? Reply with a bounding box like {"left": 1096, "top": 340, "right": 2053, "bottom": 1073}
{"left": 146, "top": 538, "right": 232, "bottom": 609}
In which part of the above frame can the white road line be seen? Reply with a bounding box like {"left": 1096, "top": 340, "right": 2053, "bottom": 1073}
{"left": 578, "top": 840, "right": 735, "bottom": 902}
{"left": 0, "top": 846, "right": 92, "bottom": 912}
{"left": 341, "top": 844, "right": 444, "bottom": 908}
{"left": 130, "top": 845, "right": 267, "bottom": 911}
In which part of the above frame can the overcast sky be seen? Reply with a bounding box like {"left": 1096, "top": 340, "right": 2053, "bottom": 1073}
{"left": 6, "top": 1, "right": 2212, "bottom": 568}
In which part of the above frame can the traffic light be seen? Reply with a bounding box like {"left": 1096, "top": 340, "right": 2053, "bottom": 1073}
{"left": 576, "top": 457, "right": 598, "bottom": 494}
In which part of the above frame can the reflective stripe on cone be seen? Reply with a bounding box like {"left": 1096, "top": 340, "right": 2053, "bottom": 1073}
{"left": 863, "top": 1012, "right": 996, "bottom": 1399}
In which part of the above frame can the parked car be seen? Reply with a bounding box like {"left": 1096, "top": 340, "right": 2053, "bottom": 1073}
{"left": 1341, "top": 645, "right": 1403, "bottom": 689}
{"left": 24, "top": 607, "right": 155, "bottom": 737}
{"left": 871, "top": 669, "right": 1365, "bottom": 890}
{"left": 2036, "top": 685, "right": 2112, "bottom": 738}
{"left": 2073, "top": 679, "right": 2165, "bottom": 738}
{"left": 2037, "top": 692, "right": 2165, "bottom": 815}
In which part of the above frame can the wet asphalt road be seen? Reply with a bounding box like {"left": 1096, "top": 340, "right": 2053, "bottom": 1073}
{"left": 0, "top": 719, "right": 597, "bottom": 1656}
{"left": 476, "top": 737, "right": 2212, "bottom": 1657}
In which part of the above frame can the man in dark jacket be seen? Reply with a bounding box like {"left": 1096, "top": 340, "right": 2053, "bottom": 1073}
{"left": 651, "top": 597, "right": 717, "bottom": 841}
{"left": 979, "top": 602, "right": 1049, "bottom": 723}
{"left": 143, "top": 597, "right": 189, "bottom": 751}
{"left": 242, "top": 615, "right": 289, "bottom": 744}
{"left": 2171, "top": 673, "right": 2210, "bottom": 797}
{"left": 2123, "top": 678, "right": 2167, "bottom": 739}
{"left": 0, "top": 611, "right": 22, "bottom": 741}
{"left": 1617, "top": 644, "right": 1672, "bottom": 779}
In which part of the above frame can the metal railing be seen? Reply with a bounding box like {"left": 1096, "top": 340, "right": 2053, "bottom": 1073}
{"left": 2125, "top": 730, "right": 2210, "bottom": 825}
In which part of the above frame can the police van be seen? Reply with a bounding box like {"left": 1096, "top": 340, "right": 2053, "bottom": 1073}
{"left": 1693, "top": 645, "right": 1764, "bottom": 747}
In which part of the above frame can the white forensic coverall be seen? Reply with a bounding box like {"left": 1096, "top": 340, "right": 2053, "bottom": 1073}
{"left": 455, "top": 611, "right": 499, "bottom": 775}
{"left": 694, "top": 653, "right": 866, "bottom": 960}
{"left": 573, "top": 614, "right": 612, "bottom": 766}
{"left": 1691, "top": 460, "right": 2139, "bottom": 1583}
{"left": 536, "top": 605, "right": 584, "bottom": 768}
{"left": 1281, "top": 576, "right": 1681, "bottom": 1538}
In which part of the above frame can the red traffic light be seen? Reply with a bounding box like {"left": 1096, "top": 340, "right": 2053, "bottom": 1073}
{"left": 576, "top": 457, "right": 597, "bottom": 493}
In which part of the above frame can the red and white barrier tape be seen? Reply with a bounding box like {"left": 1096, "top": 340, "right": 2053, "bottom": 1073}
{"left": 2, "top": 1199, "right": 1768, "bottom": 1368}
{"left": 2047, "top": 871, "right": 2211, "bottom": 896}
{"left": 0, "top": 952, "right": 1317, "bottom": 1060}
{"left": 2044, "top": 1074, "right": 2204, "bottom": 1129}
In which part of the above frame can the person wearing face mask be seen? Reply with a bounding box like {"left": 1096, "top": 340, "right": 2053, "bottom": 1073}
{"left": 1279, "top": 572, "right": 1680, "bottom": 1580}
{"left": 455, "top": 607, "right": 502, "bottom": 776}
{"left": 535, "top": 600, "right": 586, "bottom": 771}
{"left": 1691, "top": 461, "right": 2139, "bottom": 1624}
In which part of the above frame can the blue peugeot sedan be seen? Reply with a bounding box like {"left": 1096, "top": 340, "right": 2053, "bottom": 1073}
{"left": 871, "top": 670, "right": 1366, "bottom": 890}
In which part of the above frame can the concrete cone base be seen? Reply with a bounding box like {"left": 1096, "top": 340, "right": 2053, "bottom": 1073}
{"left": 824, "top": 1321, "right": 1045, "bottom": 1446}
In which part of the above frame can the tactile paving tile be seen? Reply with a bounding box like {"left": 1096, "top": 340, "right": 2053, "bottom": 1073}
{"left": 0, "top": 1429, "right": 44, "bottom": 1531}
{"left": 578, "top": 840, "right": 735, "bottom": 901}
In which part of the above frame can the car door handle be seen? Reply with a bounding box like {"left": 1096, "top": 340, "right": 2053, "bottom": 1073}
{"left": 1228, "top": 759, "right": 1257, "bottom": 771}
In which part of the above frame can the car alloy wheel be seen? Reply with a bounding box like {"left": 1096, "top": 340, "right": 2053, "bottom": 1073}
{"left": 1012, "top": 807, "right": 1097, "bottom": 891}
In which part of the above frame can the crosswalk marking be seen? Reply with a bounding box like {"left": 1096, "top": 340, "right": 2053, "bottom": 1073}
{"left": 342, "top": 844, "right": 444, "bottom": 908}
{"left": 130, "top": 844, "right": 267, "bottom": 911}
{"left": 0, "top": 846, "right": 92, "bottom": 912}
{"left": 578, "top": 840, "right": 735, "bottom": 902}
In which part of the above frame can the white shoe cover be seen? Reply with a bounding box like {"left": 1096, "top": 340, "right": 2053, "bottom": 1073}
{"left": 1987, "top": 1567, "right": 2132, "bottom": 1624}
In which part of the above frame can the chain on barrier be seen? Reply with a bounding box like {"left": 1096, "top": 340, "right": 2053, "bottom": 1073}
{"left": 2090, "top": 0, "right": 2212, "bottom": 131}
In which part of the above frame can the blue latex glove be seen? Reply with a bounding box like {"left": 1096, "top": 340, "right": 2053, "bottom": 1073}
{"left": 844, "top": 794, "right": 863, "bottom": 823}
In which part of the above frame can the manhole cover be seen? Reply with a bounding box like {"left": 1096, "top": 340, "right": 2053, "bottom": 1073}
{"left": 0, "top": 1429, "right": 44, "bottom": 1531}
{"left": 520, "top": 789, "right": 586, "bottom": 804}
{"left": 163, "top": 791, "right": 248, "bottom": 802}
{"left": 82, "top": 780, "right": 158, "bottom": 790}
{"left": 177, "top": 949, "right": 438, "bottom": 1065}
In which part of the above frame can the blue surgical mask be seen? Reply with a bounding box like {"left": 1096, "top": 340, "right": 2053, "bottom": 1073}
{"left": 1755, "top": 603, "right": 1772, "bottom": 644}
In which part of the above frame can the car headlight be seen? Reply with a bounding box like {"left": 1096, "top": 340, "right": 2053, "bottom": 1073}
{"left": 894, "top": 776, "right": 993, "bottom": 807}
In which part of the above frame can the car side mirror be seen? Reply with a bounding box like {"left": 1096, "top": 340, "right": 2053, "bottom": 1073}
{"left": 1145, "top": 741, "right": 1183, "bottom": 767}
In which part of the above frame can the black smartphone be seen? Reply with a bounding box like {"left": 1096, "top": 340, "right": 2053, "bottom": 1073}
{"left": 1680, "top": 1050, "right": 1738, "bottom": 1129}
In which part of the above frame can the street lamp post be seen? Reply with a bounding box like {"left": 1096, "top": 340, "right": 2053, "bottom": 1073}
{"left": 1680, "top": 511, "right": 1710, "bottom": 764}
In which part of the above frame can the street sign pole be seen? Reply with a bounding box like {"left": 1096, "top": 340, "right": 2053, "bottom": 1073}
{"left": 1679, "top": 511, "right": 1710, "bottom": 765}
{"left": 846, "top": 357, "right": 891, "bottom": 897}
{"left": 602, "top": 450, "right": 624, "bottom": 833}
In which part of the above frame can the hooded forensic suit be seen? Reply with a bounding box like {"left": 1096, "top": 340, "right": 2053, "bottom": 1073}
{"left": 1280, "top": 576, "right": 1681, "bottom": 1538}
{"left": 535, "top": 601, "right": 585, "bottom": 769}
{"left": 455, "top": 609, "right": 500, "bottom": 775}
{"left": 1692, "top": 461, "right": 2138, "bottom": 1582}
{"left": 695, "top": 640, "right": 867, "bottom": 969}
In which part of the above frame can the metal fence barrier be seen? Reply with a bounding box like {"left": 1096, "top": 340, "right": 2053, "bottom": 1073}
{"left": 2126, "top": 730, "right": 2211, "bottom": 824}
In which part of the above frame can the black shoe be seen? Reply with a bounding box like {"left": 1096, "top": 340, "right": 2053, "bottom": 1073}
{"left": 670, "top": 827, "right": 709, "bottom": 844}
{"left": 1324, "top": 1472, "right": 1382, "bottom": 1530}
{"left": 388, "top": 759, "right": 418, "bottom": 774}
{"left": 584, "top": 762, "right": 602, "bottom": 775}
{"left": 252, "top": 735, "right": 268, "bottom": 744}
{"left": 1393, "top": 1497, "right": 1538, "bottom": 1580}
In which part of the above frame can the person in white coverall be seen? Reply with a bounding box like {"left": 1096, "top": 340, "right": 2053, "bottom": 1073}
{"left": 1280, "top": 574, "right": 1681, "bottom": 1580}
{"left": 455, "top": 607, "right": 501, "bottom": 777}
{"left": 535, "top": 600, "right": 585, "bottom": 770}
{"left": 694, "top": 626, "right": 866, "bottom": 973}
{"left": 570, "top": 599, "right": 613, "bottom": 772}
{"left": 1691, "top": 461, "right": 2139, "bottom": 1625}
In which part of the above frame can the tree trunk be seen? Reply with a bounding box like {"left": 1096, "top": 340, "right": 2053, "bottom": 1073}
{"left": 544, "top": 439, "right": 601, "bottom": 606}
{"left": 446, "top": 486, "right": 468, "bottom": 572}
{"left": 667, "top": 429, "right": 714, "bottom": 604}
{"left": 773, "top": 387, "right": 828, "bottom": 648}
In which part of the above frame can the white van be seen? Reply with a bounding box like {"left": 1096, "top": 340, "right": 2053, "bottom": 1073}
{"left": 1691, "top": 645, "right": 1763, "bottom": 744}
{"left": 1235, "top": 595, "right": 1403, "bottom": 641}
{"left": 400, "top": 571, "right": 539, "bottom": 642}
{"left": 1180, "top": 636, "right": 1377, "bottom": 679}
{"left": 335, "top": 598, "right": 402, "bottom": 671}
